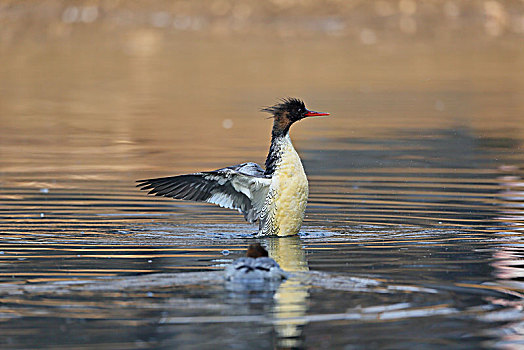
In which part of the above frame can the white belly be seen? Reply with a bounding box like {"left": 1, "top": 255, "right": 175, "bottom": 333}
{"left": 261, "top": 136, "right": 309, "bottom": 236}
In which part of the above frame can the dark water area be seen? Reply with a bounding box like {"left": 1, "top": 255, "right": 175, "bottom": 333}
{"left": 1, "top": 28, "right": 524, "bottom": 349}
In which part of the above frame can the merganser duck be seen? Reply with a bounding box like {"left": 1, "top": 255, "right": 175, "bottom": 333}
{"left": 137, "top": 98, "right": 329, "bottom": 236}
{"left": 224, "top": 243, "right": 287, "bottom": 281}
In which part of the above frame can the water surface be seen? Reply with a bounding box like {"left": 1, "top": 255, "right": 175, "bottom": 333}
{"left": 0, "top": 35, "right": 524, "bottom": 349}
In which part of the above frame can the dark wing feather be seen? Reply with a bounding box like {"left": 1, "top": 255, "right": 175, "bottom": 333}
{"left": 137, "top": 162, "right": 271, "bottom": 223}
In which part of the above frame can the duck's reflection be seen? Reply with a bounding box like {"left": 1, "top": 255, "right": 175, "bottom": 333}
{"left": 265, "top": 236, "right": 309, "bottom": 349}
{"left": 266, "top": 236, "right": 309, "bottom": 273}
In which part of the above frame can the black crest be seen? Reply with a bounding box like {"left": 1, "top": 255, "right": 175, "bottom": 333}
{"left": 261, "top": 97, "right": 307, "bottom": 119}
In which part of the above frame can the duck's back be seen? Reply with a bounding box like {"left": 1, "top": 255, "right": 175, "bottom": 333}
{"left": 225, "top": 257, "right": 287, "bottom": 282}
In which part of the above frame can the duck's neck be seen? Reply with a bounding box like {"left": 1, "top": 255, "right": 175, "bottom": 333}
{"left": 265, "top": 131, "right": 292, "bottom": 176}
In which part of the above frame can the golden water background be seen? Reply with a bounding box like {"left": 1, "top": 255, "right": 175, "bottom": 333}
{"left": 1, "top": 1, "right": 524, "bottom": 349}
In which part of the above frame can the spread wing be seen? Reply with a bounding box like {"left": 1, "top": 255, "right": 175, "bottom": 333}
{"left": 137, "top": 162, "right": 271, "bottom": 223}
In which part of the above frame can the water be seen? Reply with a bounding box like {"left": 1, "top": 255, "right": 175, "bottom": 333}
{"left": 1, "top": 34, "right": 524, "bottom": 349}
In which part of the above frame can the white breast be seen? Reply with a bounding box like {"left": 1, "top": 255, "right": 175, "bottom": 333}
{"left": 260, "top": 135, "right": 309, "bottom": 236}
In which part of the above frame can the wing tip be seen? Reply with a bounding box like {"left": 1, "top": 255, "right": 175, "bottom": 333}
{"left": 136, "top": 180, "right": 152, "bottom": 190}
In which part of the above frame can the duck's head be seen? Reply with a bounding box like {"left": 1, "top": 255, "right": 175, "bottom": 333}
{"left": 262, "top": 98, "right": 329, "bottom": 136}
{"left": 246, "top": 243, "right": 269, "bottom": 258}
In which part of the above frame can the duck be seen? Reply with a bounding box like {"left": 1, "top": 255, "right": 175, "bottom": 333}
{"left": 224, "top": 243, "right": 287, "bottom": 282}
{"left": 137, "top": 98, "right": 329, "bottom": 236}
